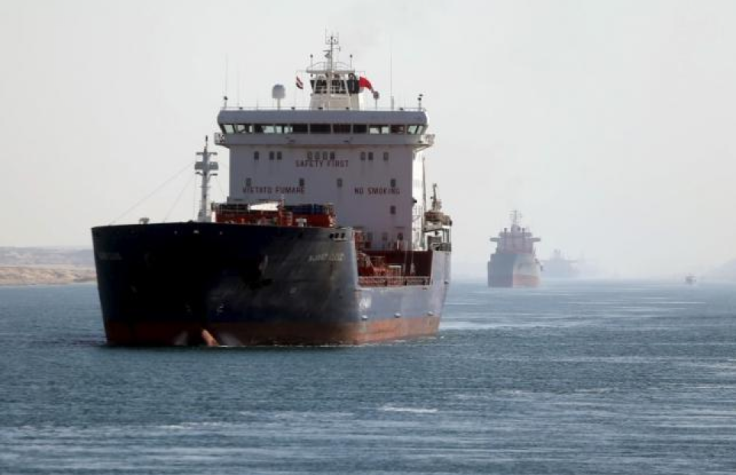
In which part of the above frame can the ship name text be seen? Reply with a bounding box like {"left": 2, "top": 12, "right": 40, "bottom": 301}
{"left": 307, "top": 253, "right": 345, "bottom": 263}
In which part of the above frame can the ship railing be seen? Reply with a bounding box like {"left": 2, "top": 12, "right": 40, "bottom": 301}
{"left": 220, "top": 105, "right": 426, "bottom": 112}
{"left": 429, "top": 243, "right": 452, "bottom": 252}
{"left": 358, "top": 276, "right": 431, "bottom": 287}
{"left": 214, "top": 131, "right": 433, "bottom": 147}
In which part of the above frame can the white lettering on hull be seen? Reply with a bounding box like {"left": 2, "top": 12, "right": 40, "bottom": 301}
{"left": 243, "top": 186, "right": 305, "bottom": 194}
{"left": 307, "top": 253, "right": 345, "bottom": 262}
{"left": 353, "top": 187, "right": 401, "bottom": 195}
{"left": 295, "top": 159, "right": 349, "bottom": 168}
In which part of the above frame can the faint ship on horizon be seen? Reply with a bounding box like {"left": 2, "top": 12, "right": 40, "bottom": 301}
{"left": 542, "top": 249, "right": 579, "bottom": 279}
{"left": 487, "top": 211, "right": 541, "bottom": 288}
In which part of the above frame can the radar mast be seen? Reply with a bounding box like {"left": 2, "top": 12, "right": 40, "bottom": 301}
{"left": 195, "top": 136, "right": 219, "bottom": 223}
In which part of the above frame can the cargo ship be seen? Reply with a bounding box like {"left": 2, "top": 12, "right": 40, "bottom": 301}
{"left": 487, "top": 211, "right": 541, "bottom": 288}
{"left": 542, "top": 249, "right": 579, "bottom": 279}
{"left": 91, "top": 35, "right": 452, "bottom": 346}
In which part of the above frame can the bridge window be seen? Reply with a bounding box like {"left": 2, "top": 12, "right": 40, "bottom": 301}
{"left": 337, "top": 178, "right": 343, "bottom": 188}
{"left": 360, "top": 152, "right": 366, "bottom": 161}
{"left": 368, "top": 152, "right": 374, "bottom": 161}
{"left": 311, "top": 79, "right": 327, "bottom": 93}
{"left": 331, "top": 79, "right": 347, "bottom": 94}
{"left": 310, "top": 124, "right": 331, "bottom": 134}
{"left": 369, "top": 124, "right": 389, "bottom": 134}
{"left": 307, "top": 151, "right": 313, "bottom": 159}
{"left": 253, "top": 151, "right": 260, "bottom": 160}
{"left": 390, "top": 178, "right": 396, "bottom": 188}
{"left": 245, "top": 178, "right": 252, "bottom": 187}
{"left": 269, "top": 151, "right": 275, "bottom": 160}
{"left": 277, "top": 151, "right": 283, "bottom": 160}
{"left": 299, "top": 178, "right": 305, "bottom": 187}
{"left": 383, "top": 152, "right": 389, "bottom": 161}
{"left": 390, "top": 205, "right": 396, "bottom": 215}
{"left": 329, "top": 152, "right": 335, "bottom": 160}
{"left": 322, "top": 151, "right": 328, "bottom": 160}
{"left": 224, "top": 123, "right": 420, "bottom": 135}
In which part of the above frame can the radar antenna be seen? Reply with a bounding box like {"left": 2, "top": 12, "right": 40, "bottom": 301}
{"left": 195, "top": 136, "right": 219, "bottom": 223}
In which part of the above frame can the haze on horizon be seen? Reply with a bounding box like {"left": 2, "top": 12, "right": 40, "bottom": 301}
{"left": 1, "top": 0, "right": 735, "bottom": 279}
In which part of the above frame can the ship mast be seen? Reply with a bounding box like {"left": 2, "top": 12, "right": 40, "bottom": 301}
{"left": 195, "top": 136, "right": 218, "bottom": 223}
{"left": 510, "top": 210, "right": 522, "bottom": 228}
{"left": 325, "top": 33, "right": 339, "bottom": 93}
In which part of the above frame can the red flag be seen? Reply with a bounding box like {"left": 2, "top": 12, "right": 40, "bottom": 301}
{"left": 358, "top": 76, "right": 373, "bottom": 91}
{"left": 296, "top": 76, "right": 304, "bottom": 90}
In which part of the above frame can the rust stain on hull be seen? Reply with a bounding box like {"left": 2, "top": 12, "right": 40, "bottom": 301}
{"left": 104, "top": 316, "right": 441, "bottom": 346}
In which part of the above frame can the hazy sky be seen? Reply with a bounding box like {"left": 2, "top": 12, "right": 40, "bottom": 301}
{"left": 1, "top": 0, "right": 735, "bottom": 278}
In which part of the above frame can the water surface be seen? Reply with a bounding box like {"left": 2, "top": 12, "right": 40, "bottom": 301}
{"left": 2, "top": 280, "right": 736, "bottom": 474}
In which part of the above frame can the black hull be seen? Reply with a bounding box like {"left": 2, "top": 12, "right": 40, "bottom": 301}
{"left": 92, "top": 222, "right": 451, "bottom": 345}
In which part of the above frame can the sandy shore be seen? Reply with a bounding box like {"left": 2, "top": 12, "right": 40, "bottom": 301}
{"left": 0, "top": 266, "right": 97, "bottom": 286}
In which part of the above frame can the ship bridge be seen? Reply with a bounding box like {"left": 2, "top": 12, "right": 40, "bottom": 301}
{"left": 215, "top": 34, "right": 432, "bottom": 148}
{"left": 216, "top": 109, "right": 431, "bottom": 148}
{"left": 213, "top": 35, "right": 446, "bottom": 253}
{"left": 490, "top": 211, "right": 541, "bottom": 255}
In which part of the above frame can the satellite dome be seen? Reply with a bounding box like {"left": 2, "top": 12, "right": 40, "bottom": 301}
{"left": 272, "top": 84, "right": 286, "bottom": 100}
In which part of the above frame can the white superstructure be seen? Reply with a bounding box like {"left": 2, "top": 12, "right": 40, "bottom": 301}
{"left": 215, "top": 35, "right": 439, "bottom": 251}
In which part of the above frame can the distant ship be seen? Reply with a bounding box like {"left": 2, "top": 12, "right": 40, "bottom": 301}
{"left": 91, "top": 35, "right": 452, "bottom": 346}
{"left": 685, "top": 274, "right": 697, "bottom": 285}
{"left": 542, "top": 249, "right": 579, "bottom": 279}
{"left": 487, "top": 211, "right": 541, "bottom": 288}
